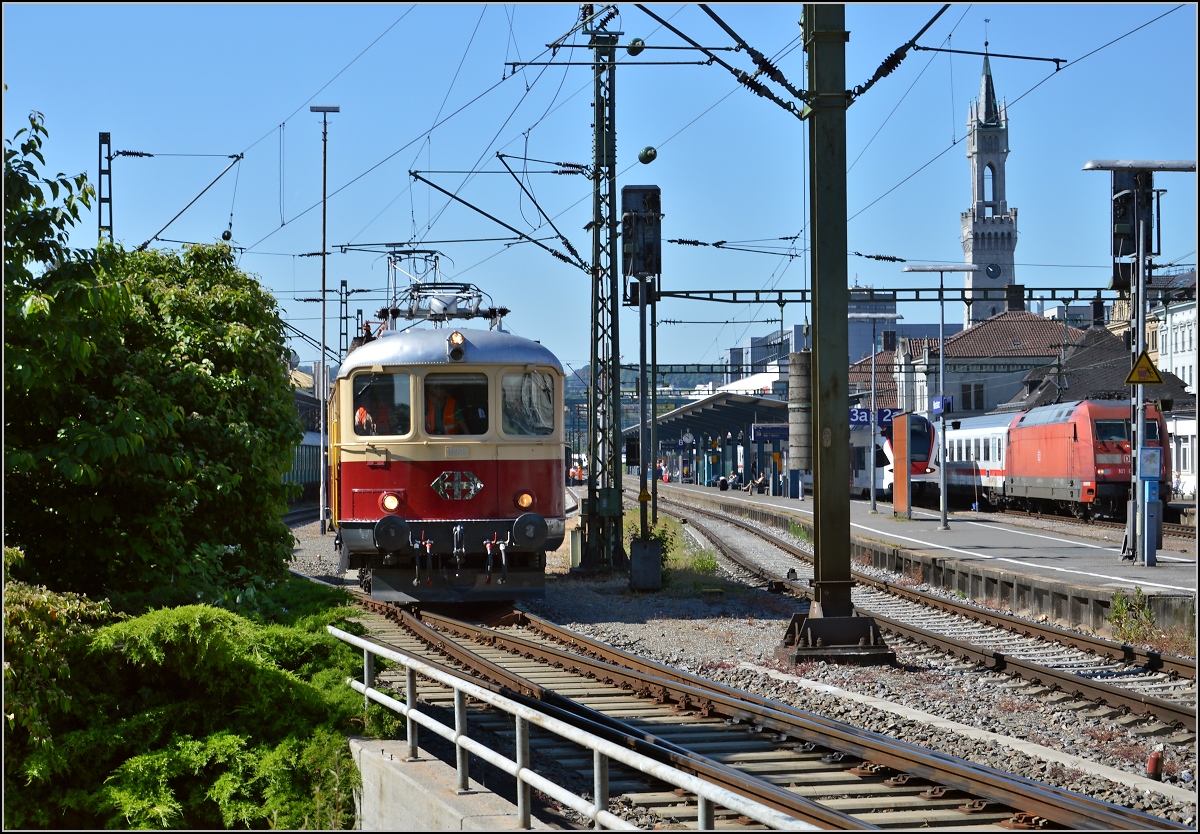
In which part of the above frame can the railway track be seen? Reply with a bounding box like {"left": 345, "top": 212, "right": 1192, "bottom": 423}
{"left": 997, "top": 507, "right": 1195, "bottom": 541}
{"left": 652, "top": 494, "right": 1197, "bottom": 741}
{"left": 328, "top": 589, "right": 1189, "bottom": 830}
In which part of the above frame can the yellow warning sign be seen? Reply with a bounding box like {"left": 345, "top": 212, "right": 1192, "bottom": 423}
{"left": 1125, "top": 351, "right": 1164, "bottom": 386}
{"left": 637, "top": 489, "right": 651, "bottom": 502}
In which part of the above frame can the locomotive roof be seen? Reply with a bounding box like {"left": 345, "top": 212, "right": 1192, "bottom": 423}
{"left": 1014, "top": 399, "right": 1141, "bottom": 428}
{"left": 337, "top": 326, "right": 563, "bottom": 378}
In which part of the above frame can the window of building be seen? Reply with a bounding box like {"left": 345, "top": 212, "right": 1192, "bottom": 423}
{"left": 960, "top": 383, "right": 984, "bottom": 411}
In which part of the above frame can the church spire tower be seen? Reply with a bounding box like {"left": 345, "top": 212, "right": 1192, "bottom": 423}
{"left": 961, "top": 47, "right": 1018, "bottom": 326}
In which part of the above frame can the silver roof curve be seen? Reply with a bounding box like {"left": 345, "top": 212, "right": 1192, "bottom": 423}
{"left": 337, "top": 327, "right": 563, "bottom": 379}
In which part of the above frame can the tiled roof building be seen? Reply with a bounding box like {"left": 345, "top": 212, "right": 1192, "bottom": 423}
{"left": 895, "top": 311, "right": 1084, "bottom": 417}
{"left": 997, "top": 324, "right": 1193, "bottom": 414}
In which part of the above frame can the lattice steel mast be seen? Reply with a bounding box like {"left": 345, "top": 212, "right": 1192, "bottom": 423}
{"left": 582, "top": 6, "right": 626, "bottom": 569}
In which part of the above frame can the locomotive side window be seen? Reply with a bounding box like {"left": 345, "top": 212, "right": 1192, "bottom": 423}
{"left": 424, "top": 373, "right": 488, "bottom": 436}
{"left": 501, "top": 371, "right": 556, "bottom": 436}
{"left": 353, "top": 373, "right": 410, "bottom": 436}
{"left": 1143, "top": 420, "right": 1160, "bottom": 442}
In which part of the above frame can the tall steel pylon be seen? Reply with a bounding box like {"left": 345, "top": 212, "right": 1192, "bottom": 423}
{"left": 582, "top": 12, "right": 626, "bottom": 569}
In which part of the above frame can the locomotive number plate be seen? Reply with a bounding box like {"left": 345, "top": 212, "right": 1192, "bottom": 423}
{"left": 444, "top": 446, "right": 470, "bottom": 458}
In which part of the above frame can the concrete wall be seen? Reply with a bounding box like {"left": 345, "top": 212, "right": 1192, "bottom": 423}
{"left": 351, "top": 738, "right": 557, "bottom": 831}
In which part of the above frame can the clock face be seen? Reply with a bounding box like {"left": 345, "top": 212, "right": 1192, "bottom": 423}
{"left": 986, "top": 263, "right": 1002, "bottom": 279}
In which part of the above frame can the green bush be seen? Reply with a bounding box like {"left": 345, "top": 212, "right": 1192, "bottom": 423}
{"left": 4, "top": 574, "right": 398, "bottom": 829}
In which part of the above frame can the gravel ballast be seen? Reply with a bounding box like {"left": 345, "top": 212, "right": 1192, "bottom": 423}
{"left": 289, "top": 514, "right": 1197, "bottom": 826}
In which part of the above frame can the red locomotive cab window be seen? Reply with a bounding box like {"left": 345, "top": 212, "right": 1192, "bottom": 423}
{"left": 1094, "top": 419, "right": 1129, "bottom": 443}
{"left": 424, "top": 373, "right": 488, "bottom": 436}
{"left": 1143, "top": 420, "right": 1161, "bottom": 443}
{"left": 353, "top": 372, "right": 411, "bottom": 436}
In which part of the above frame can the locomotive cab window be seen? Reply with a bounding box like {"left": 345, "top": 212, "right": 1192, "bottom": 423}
{"left": 353, "top": 373, "right": 411, "bottom": 436}
{"left": 1094, "top": 419, "right": 1129, "bottom": 442}
{"left": 1143, "top": 420, "right": 1160, "bottom": 442}
{"left": 501, "top": 370, "right": 556, "bottom": 436}
{"left": 424, "top": 373, "right": 488, "bottom": 436}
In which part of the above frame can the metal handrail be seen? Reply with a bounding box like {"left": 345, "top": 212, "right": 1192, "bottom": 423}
{"left": 327, "top": 625, "right": 821, "bottom": 831}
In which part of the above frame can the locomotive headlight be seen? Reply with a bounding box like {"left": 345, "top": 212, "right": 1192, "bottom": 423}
{"left": 447, "top": 330, "right": 466, "bottom": 362}
{"left": 381, "top": 492, "right": 401, "bottom": 512}
{"left": 515, "top": 491, "right": 535, "bottom": 509}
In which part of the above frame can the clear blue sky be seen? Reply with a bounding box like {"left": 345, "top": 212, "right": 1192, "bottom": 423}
{"left": 4, "top": 4, "right": 1196, "bottom": 373}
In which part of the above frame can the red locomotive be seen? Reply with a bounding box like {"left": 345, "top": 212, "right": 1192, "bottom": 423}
{"left": 329, "top": 320, "right": 565, "bottom": 603}
{"left": 946, "top": 399, "right": 1170, "bottom": 519}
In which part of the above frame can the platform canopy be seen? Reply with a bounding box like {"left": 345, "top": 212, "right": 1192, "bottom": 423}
{"left": 622, "top": 391, "right": 788, "bottom": 447}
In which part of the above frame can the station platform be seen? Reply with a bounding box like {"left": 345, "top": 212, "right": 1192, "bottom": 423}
{"left": 654, "top": 482, "right": 1196, "bottom": 636}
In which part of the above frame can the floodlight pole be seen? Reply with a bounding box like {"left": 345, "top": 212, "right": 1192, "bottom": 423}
{"left": 311, "top": 105, "right": 339, "bottom": 535}
{"left": 903, "top": 265, "right": 981, "bottom": 531}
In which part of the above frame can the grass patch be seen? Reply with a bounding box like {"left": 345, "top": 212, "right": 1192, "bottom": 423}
{"left": 1107, "top": 587, "right": 1196, "bottom": 656}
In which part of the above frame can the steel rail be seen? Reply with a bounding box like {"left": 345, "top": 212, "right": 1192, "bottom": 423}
{"left": 668, "top": 496, "right": 1195, "bottom": 679}
{"left": 385, "top": 607, "right": 869, "bottom": 828}
{"left": 658, "top": 495, "right": 1197, "bottom": 732}
{"left": 419, "top": 608, "right": 1188, "bottom": 831}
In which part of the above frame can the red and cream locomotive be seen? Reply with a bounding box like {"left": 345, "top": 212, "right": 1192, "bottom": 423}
{"left": 329, "top": 312, "right": 565, "bottom": 603}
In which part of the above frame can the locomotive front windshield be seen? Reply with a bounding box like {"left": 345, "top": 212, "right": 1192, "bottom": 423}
{"left": 353, "top": 373, "right": 411, "bottom": 436}
{"left": 1093, "top": 418, "right": 1161, "bottom": 443}
{"left": 501, "top": 371, "right": 556, "bottom": 436}
{"left": 910, "top": 418, "right": 932, "bottom": 459}
{"left": 424, "top": 373, "right": 488, "bottom": 435}
{"left": 1095, "top": 419, "right": 1128, "bottom": 442}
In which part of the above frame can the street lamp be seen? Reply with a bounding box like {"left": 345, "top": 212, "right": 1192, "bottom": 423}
{"left": 311, "top": 104, "right": 339, "bottom": 535}
{"left": 848, "top": 312, "right": 902, "bottom": 513}
{"left": 1083, "top": 159, "right": 1195, "bottom": 566}
{"left": 902, "top": 264, "right": 981, "bottom": 530}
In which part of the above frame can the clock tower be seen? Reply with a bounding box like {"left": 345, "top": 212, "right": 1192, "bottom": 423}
{"left": 961, "top": 52, "right": 1018, "bottom": 327}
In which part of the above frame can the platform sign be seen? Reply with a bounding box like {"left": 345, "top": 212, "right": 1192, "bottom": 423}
{"left": 751, "top": 424, "right": 788, "bottom": 442}
{"left": 1140, "top": 447, "right": 1163, "bottom": 479}
{"left": 1125, "top": 351, "right": 1164, "bottom": 385}
{"left": 849, "top": 408, "right": 871, "bottom": 429}
{"left": 876, "top": 408, "right": 897, "bottom": 427}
